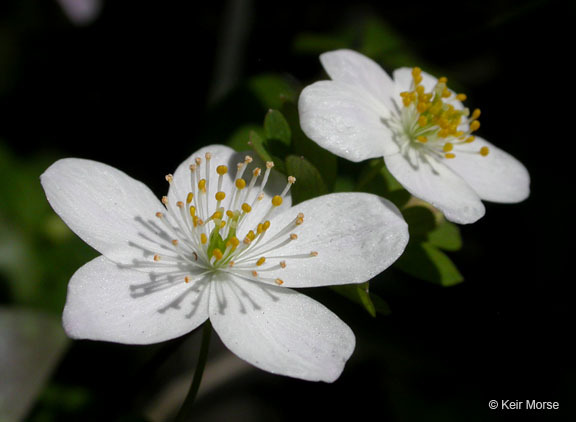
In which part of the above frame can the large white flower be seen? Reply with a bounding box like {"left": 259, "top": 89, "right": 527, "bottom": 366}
{"left": 298, "top": 49, "right": 530, "bottom": 224}
{"left": 40, "top": 144, "right": 408, "bottom": 382}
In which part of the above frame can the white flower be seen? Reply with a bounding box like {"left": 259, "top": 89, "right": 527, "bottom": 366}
{"left": 40, "top": 144, "right": 408, "bottom": 382}
{"left": 298, "top": 49, "right": 530, "bottom": 224}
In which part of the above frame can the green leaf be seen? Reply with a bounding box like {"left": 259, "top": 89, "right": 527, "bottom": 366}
{"left": 402, "top": 206, "right": 436, "bottom": 238}
{"left": 226, "top": 124, "right": 263, "bottom": 152}
{"left": 332, "top": 283, "right": 391, "bottom": 317}
{"left": 292, "top": 32, "right": 351, "bottom": 55}
{"left": 285, "top": 155, "right": 328, "bottom": 204}
{"left": 247, "top": 73, "right": 297, "bottom": 110}
{"left": 428, "top": 220, "right": 462, "bottom": 251}
{"left": 248, "top": 130, "right": 273, "bottom": 163}
{"left": 394, "top": 241, "right": 464, "bottom": 286}
{"left": 264, "top": 109, "right": 291, "bottom": 147}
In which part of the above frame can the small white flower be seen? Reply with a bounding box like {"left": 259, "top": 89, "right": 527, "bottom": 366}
{"left": 41, "top": 144, "right": 408, "bottom": 382}
{"left": 299, "top": 49, "right": 530, "bottom": 224}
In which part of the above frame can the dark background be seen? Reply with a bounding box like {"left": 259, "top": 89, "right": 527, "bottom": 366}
{"left": 0, "top": 0, "right": 574, "bottom": 420}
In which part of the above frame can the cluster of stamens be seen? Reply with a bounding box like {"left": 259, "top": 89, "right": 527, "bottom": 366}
{"left": 399, "top": 67, "right": 489, "bottom": 160}
{"left": 151, "top": 152, "right": 317, "bottom": 286}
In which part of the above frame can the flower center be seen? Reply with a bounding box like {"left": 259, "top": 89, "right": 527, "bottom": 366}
{"left": 398, "top": 67, "right": 489, "bottom": 160}
{"left": 151, "top": 152, "right": 317, "bottom": 286}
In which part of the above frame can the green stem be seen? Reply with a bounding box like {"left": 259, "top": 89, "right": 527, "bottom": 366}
{"left": 174, "top": 320, "right": 212, "bottom": 421}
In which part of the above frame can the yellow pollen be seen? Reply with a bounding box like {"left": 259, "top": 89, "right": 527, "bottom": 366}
{"left": 220, "top": 221, "right": 226, "bottom": 228}
{"left": 257, "top": 223, "right": 264, "bottom": 234}
{"left": 272, "top": 195, "right": 283, "bottom": 207}
{"left": 256, "top": 257, "right": 266, "bottom": 266}
{"left": 200, "top": 233, "right": 207, "bottom": 244}
{"left": 471, "top": 108, "right": 481, "bottom": 120}
{"left": 235, "top": 178, "right": 246, "bottom": 189}
{"left": 456, "top": 93, "right": 467, "bottom": 101}
{"left": 442, "top": 88, "right": 451, "bottom": 98}
{"left": 469, "top": 120, "right": 481, "bottom": 132}
{"left": 445, "top": 153, "right": 456, "bottom": 159}
{"left": 212, "top": 248, "right": 223, "bottom": 260}
{"left": 275, "top": 278, "right": 284, "bottom": 285}
{"left": 216, "top": 165, "right": 228, "bottom": 175}
{"left": 215, "top": 191, "right": 226, "bottom": 201}
{"left": 465, "top": 136, "right": 475, "bottom": 143}
{"left": 438, "top": 76, "right": 448, "bottom": 84}
{"left": 480, "top": 146, "right": 490, "bottom": 156}
{"left": 229, "top": 237, "right": 240, "bottom": 248}
{"left": 189, "top": 206, "right": 196, "bottom": 217}
{"left": 263, "top": 221, "right": 270, "bottom": 231}
{"left": 226, "top": 210, "right": 234, "bottom": 218}
{"left": 198, "top": 179, "right": 206, "bottom": 192}
{"left": 165, "top": 174, "right": 173, "bottom": 184}
{"left": 417, "top": 136, "right": 428, "bottom": 143}
{"left": 418, "top": 116, "right": 428, "bottom": 127}
{"left": 211, "top": 211, "right": 223, "bottom": 220}
{"left": 242, "top": 203, "right": 252, "bottom": 213}
{"left": 443, "top": 142, "right": 454, "bottom": 152}
{"left": 186, "top": 192, "right": 194, "bottom": 203}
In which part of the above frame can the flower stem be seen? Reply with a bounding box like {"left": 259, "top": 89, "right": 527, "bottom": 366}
{"left": 174, "top": 320, "right": 212, "bottom": 421}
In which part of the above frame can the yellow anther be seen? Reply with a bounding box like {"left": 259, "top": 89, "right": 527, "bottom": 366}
{"left": 241, "top": 203, "right": 252, "bottom": 213}
{"left": 257, "top": 223, "right": 264, "bottom": 234}
{"left": 153, "top": 254, "right": 161, "bottom": 261}
{"left": 252, "top": 271, "right": 258, "bottom": 277}
{"left": 211, "top": 211, "right": 223, "bottom": 220}
{"left": 215, "top": 191, "right": 226, "bottom": 201}
{"left": 212, "top": 248, "right": 223, "bottom": 260}
{"left": 442, "top": 88, "right": 452, "bottom": 98}
{"left": 220, "top": 221, "right": 226, "bottom": 228}
{"left": 216, "top": 165, "right": 228, "bottom": 175}
{"left": 229, "top": 261, "right": 235, "bottom": 267}
{"left": 235, "top": 178, "right": 246, "bottom": 189}
{"left": 165, "top": 174, "right": 173, "bottom": 184}
{"left": 161, "top": 196, "right": 168, "bottom": 205}
{"left": 226, "top": 210, "right": 234, "bottom": 218}
{"left": 445, "top": 153, "right": 456, "bottom": 159}
{"left": 172, "top": 239, "right": 179, "bottom": 246}
{"left": 244, "top": 155, "right": 253, "bottom": 164}
{"left": 192, "top": 216, "right": 199, "bottom": 227}
{"left": 469, "top": 120, "right": 481, "bottom": 132}
{"left": 205, "top": 152, "right": 212, "bottom": 160}
{"left": 200, "top": 233, "right": 207, "bottom": 244}
{"left": 272, "top": 195, "right": 283, "bottom": 207}
{"left": 186, "top": 192, "right": 194, "bottom": 203}
{"left": 295, "top": 217, "right": 304, "bottom": 225}
{"left": 229, "top": 237, "right": 240, "bottom": 248}
{"left": 253, "top": 168, "right": 262, "bottom": 177}
{"left": 480, "top": 146, "right": 490, "bottom": 156}
{"left": 263, "top": 220, "right": 270, "bottom": 231}
{"left": 416, "top": 85, "right": 425, "bottom": 96}
{"left": 310, "top": 251, "right": 318, "bottom": 257}
{"left": 198, "top": 179, "right": 206, "bottom": 192}
{"left": 438, "top": 76, "right": 448, "bottom": 84}
{"left": 176, "top": 201, "right": 184, "bottom": 208}
{"left": 195, "top": 157, "right": 202, "bottom": 166}
{"left": 155, "top": 212, "right": 163, "bottom": 218}
{"left": 412, "top": 67, "right": 422, "bottom": 78}
{"left": 418, "top": 116, "right": 428, "bottom": 127}
{"left": 456, "top": 93, "right": 467, "bottom": 101}
{"left": 417, "top": 101, "right": 429, "bottom": 113}
{"left": 184, "top": 276, "right": 190, "bottom": 283}
{"left": 275, "top": 278, "right": 284, "bottom": 285}
{"left": 189, "top": 164, "right": 196, "bottom": 172}
{"left": 189, "top": 206, "right": 196, "bottom": 217}
{"left": 465, "top": 136, "right": 475, "bottom": 143}
{"left": 288, "top": 176, "right": 296, "bottom": 184}
{"left": 266, "top": 161, "right": 275, "bottom": 169}
{"left": 280, "top": 261, "right": 287, "bottom": 269}
{"left": 443, "top": 142, "right": 454, "bottom": 152}
{"left": 290, "top": 233, "right": 298, "bottom": 240}
{"left": 256, "top": 257, "right": 266, "bottom": 266}
{"left": 417, "top": 136, "right": 428, "bottom": 143}
{"left": 471, "top": 108, "right": 481, "bottom": 120}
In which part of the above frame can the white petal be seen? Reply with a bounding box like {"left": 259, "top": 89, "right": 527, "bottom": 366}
{"left": 444, "top": 136, "right": 530, "bottom": 203}
{"left": 41, "top": 158, "right": 168, "bottom": 266}
{"left": 299, "top": 80, "right": 399, "bottom": 162}
{"left": 168, "top": 144, "right": 292, "bottom": 234}
{"left": 320, "top": 49, "right": 397, "bottom": 110}
{"left": 63, "top": 256, "right": 210, "bottom": 344}
{"left": 384, "top": 152, "right": 485, "bottom": 224}
{"left": 208, "top": 274, "right": 355, "bottom": 382}
{"left": 244, "top": 192, "right": 408, "bottom": 288}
